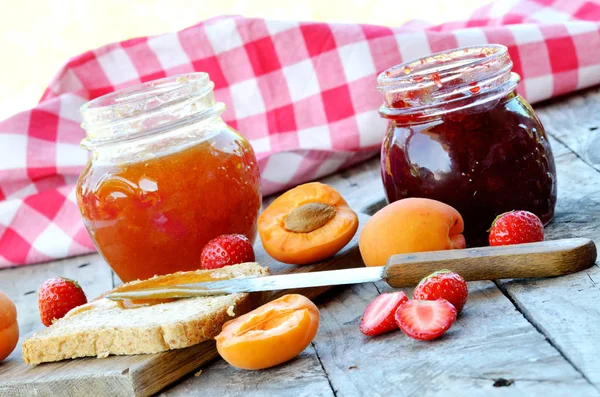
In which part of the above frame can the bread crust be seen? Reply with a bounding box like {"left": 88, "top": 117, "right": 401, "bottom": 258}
{"left": 22, "top": 263, "right": 269, "bottom": 365}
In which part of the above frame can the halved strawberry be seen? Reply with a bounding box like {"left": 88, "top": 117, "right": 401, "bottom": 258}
{"left": 394, "top": 299, "right": 457, "bottom": 341}
{"left": 359, "top": 291, "right": 408, "bottom": 336}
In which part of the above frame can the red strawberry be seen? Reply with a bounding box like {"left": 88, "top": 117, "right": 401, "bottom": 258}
{"left": 38, "top": 277, "right": 87, "bottom": 327}
{"left": 359, "top": 292, "right": 408, "bottom": 336}
{"left": 395, "top": 299, "right": 457, "bottom": 341}
{"left": 413, "top": 270, "right": 468, "bottom": 313}
{"left": 488, "top": 210, "right": 544, "bottom": 246}
{"left": 200, "top": 234, "right": 255, "bottom": 270}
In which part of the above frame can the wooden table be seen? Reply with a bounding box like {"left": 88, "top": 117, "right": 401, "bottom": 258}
{"left": 2, "top": 87, "right": 600, "bottom": 396}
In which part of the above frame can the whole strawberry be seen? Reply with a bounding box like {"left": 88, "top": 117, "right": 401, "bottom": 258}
{"left": 413, "top": 270, "right": 468, "bottom": 313}
{"left": 488, "top": 210, "right": 544, "bottom": 246}
{"left": 201, "top": 234, "right": 255, "bottom": 270}
{"left": 38, "top": 277, "right": 87, "bottom": 327}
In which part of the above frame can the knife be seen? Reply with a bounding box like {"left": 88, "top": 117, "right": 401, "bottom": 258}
{"left": 106, "top": 238, "right": 596, "bottom": 301}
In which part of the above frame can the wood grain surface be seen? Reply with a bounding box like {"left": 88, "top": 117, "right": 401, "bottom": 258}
{"left": 0, "top": 214, "right": 368, "bottom": 397}
{"left": 165, "top": 92, "right": 600, "bottom": 396}
{"left": 1, "top": 88, "right": 600, "bottom": 396}
{"left": 536, "top": 87, "right": 600, "bottom": 172}
{"left": 308, "top": 280, "right": 598, "bottom": 397}
{"left": 494, "top": 122, "right": 600, "bottom": 389}
{"left": 0, "top": 253, "right": 112, "bottom": 363}
{"left": 384, "top": 238, "right": 596, "bottom": 287}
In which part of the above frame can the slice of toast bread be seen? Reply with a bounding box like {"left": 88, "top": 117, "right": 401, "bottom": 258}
{"left": 22, "top": 262, "right": 269, "bottom": 365}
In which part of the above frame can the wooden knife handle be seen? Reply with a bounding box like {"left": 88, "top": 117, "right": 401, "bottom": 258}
{"left": 383, "top": 238, "right": 597, "bottom": 288}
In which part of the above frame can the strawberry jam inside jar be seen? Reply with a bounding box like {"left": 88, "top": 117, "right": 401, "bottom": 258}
{"left": 77, "top": 73, "right": 261, "bottom": 282}
{"left": 378, "top": 45, "right": 556, "bottom": 245}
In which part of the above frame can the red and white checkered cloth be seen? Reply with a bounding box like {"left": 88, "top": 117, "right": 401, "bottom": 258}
{"left": 1, "top": 0, "right": 599, "bottom": 267}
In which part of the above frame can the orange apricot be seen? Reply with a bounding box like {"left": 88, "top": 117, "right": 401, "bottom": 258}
{"left": 359, "top": 198, "right": 466, "bottom": 267}
{"left": 0, "top": 291, "right": 19, "bottom": 362}
{"left": 215, "top": 294, "right": 320, "bottom": 370}
{"left": 258, "top": 182, "right": 359, "bottom": 265}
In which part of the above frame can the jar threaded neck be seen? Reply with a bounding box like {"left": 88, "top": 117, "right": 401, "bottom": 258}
{"left": 377, "top": 45, "right": 520, "bottom": 120}
{"left": 79, "top": 73, "right": 224, "bottom": 149}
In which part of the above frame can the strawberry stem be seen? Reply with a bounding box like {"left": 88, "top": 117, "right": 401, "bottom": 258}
{"left": 417, "top": 269, "right": 453, "bottom": 285}
{"left": 486, "top": 210, "right": 515, "bottom": 233}
{"left": 59, "top": 276, "right": 82, "bottom": 290}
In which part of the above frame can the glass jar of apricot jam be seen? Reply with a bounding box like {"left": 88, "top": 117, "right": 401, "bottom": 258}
{"left": 378, "top": 45, "right": 556, "bottom": 245}
{"left": 77, "top": 73, "right": 261, "bottom": 282}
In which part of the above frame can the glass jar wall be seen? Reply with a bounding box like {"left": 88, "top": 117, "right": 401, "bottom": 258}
{"left": 77, "top": 74, "right": 261, "bottom": 282}
{"left": 378, "top": 46, "right": 556, "bottom": 244}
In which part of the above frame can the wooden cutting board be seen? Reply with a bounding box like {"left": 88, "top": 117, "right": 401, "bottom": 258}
{"left": 0, "top": 213, "right": 370, "bottom": 397}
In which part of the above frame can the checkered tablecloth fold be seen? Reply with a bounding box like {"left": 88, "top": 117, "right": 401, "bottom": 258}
{"left": 1, "top": 0, "right": 599, "bottom": 267}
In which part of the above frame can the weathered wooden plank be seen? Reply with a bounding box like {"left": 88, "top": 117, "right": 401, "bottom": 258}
{"left": 264, "top": 124, "right": 600, "bottom": 395}
{"left": 164, "top": 138, "right": 600, "bottom": 396}
{"left": 301, "top": 124, "right": 600, "bottom": 394}
{"left": 153, "top": 214, "right": 369, "bottom": 396}
{"left": 0, "top": 342, "right": 220, "bottom": 397}
{"left": 0, "top": 213, "right": 370, "bottom": 396}
{"left": 159, "top": 164, "right": 386, "bottom": 396}
{"left": 0, "top": 253, "right": 113, "bottom": 364}
{"left": 310, "top": 281, "right": 599, "bottom": 396}
{"left": 263, "top": 156, "right": 386, "bottom": 215}
{"left": 0, "top": 153, "right": 380, "bottom": 396}
{"left": 535, "top": 87, "right": 600, "bottom": 172}
{"left": 304, "top": 101, "right": 600, "bottom": 391}
{"left": 496, "top": 135, "right": 600, "bottom": 389}
{"left": 4, "top": 95, "right": 600, "bottom": 396}
{"left": 318, "top": 156, "right": 386, "bottom": 215}
{"left": 161, "top": 347, "right": 334, "bottom": 397}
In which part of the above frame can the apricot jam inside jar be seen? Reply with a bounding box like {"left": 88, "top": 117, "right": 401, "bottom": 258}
{"left": 77, "top": 73, "right": 261, "bottom": 282}
{"left": 377, "top": 45, "right": 556, "bottom": 245}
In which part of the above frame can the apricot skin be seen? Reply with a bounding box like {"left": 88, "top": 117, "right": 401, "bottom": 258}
{"left": 0, "top": 291, "right": 19, "bottom": 362}
{"left": 359, "top": 198, "right": 466, "bottom": 267}
{"left": 215, "top": 294, "right": 319, "bottom": 370}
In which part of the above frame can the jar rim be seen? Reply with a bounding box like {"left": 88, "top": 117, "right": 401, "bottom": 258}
{"left": 377, "top": 45, "right": 519, "bottom": 119}
{"left": 80, "top": 72, "right": 211, "bottom": 116}
{"left": 377, "top": 44, "right": 507, "bottom": 87}
{"left": 80, "top": 72, "right": 223, "bottom": 148}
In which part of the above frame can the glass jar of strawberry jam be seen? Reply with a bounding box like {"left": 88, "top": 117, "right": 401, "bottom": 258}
{"left": 378, "top": 45, "right": 556, "bottom": 245}
{"left": 77, "top": 73, "right": 261, "bottom": 282}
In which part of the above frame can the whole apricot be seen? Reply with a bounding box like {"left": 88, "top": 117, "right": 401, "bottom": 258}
{"left": 359, "top": 198, "right": 465, "bottom": 267}
{"left": 0, "top": 291, "right": 19, "bottom": 362}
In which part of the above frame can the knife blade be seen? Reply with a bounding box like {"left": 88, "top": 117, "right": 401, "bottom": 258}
{"left": 107, "top": 266, "right": 384, "bottom": 300}
{"left": 105, "top": 238, "right": 596, "bottom": 301}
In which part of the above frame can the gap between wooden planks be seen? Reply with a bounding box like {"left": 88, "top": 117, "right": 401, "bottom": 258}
{"left": 163, "top": 131, "right": 600, "bottom": 395}
{"left": 0, "top": 214, "right": 369, "bottom": 397}
{"left": 3, "top": 148, "right": 599, "bottom": 397}
{"left": 535, "top": 86, "right": 600, "bottom": 173}
{"left": 491, "top": 92, "right": 600, "bottom": 391}
{"left": 3, "top": 86, "right": 600, "bottom": 396}
{"left": 0, "top": 156, "right": 381, "bottom": 395}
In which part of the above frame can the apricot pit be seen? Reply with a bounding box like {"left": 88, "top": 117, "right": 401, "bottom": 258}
{"left": 284, "top": 202, "right": 336, "bottom": 233}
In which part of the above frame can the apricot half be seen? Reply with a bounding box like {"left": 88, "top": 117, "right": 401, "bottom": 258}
{"left": 0, "top": 291, "right": 19, "bottom": 362}
{"left": 215, "top": 294, "right": 320, "bottom": 370}
{"left": 359, "top": 198, "right": 466, "bottom": 267}
{"left": 258, "top": 182, "right": 359, "bottom": 265}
